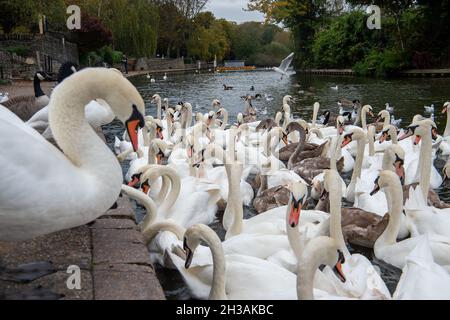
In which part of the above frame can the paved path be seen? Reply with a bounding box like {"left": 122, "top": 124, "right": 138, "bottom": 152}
{"left": 0, "top": 195, "right": 166, "bottom": 300}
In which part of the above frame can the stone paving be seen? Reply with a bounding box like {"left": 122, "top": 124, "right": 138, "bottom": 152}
{"left": 0, "top": 195, "right": 166, "bottom": 300}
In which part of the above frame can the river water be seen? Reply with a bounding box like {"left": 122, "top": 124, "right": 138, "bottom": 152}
{"left": 103, "top": 71, "right": 450, "bottom": 299}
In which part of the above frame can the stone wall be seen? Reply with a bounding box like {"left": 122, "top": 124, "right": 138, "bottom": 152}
{"left": 0, "top": 33, "right": 79, "bottom": 79}
{"left": 134, "top": 57, "right": 185, "bottom": 72}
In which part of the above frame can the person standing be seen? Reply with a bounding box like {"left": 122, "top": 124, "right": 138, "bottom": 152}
{"left": 122, "top": 54, "right": 128, "bottom": 74}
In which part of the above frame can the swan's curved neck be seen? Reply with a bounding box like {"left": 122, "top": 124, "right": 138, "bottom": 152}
{"left": 143, "top": 166, "right": 181, "bottom": 218}
{"left": 49, "top": 72, "right": 123, "bottom": 203}
{"left": 374, "top": 177, "right": 403, "bottom": 250}
{"left": 353, "top": 106, "right": 362, "bottom": 126}
{"left": 368, "top": 126, "right": 375, "bottom": 157}
{"left": 121, "top": 185, "right": 157, "bottom": 231}
{"left": 329, "top": 176, "right": 349, "bottom": 257}
{"left": 312, "top": 104, "right": 319, "bottom": 127}
{"left": 285, "top": 200, "right": 304, "bottom": 259}
{"left": 199, "top": 226, "right": 228, "bottom": 300}
{"left": 220, "top": 110, "right": 229, "bottom": 130}
{"left": 361, "top": 110, "right": 368, "bottom": 131}
{"left": 34, "top": 75, "right": 45, "bottom": 98}
{"left": 390, "top": 128, "right": 398, "bottom": 144}
{"left": 288, "top": 127, "right": 306, "bottom": 169}
{"left": 157, "top": 100, "right": 162, "bottom": 120}
{"left": 224, "top": 163, "right": 244, "bottom": 239}
{"left": 142, "top": 221, "right": 185, "bottom": 245}
{"left": 182, "top": 106, "right": 193, "bottom": 129}
{"left": 418, "top": 132, "right": 432, "bottom": 201}
{"left": 350, "top": 136, "right": 366, "bottom": 185}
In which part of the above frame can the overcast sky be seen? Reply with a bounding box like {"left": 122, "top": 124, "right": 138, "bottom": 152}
{"left": 205, "top": 0, "right": 265, "bottom": 23}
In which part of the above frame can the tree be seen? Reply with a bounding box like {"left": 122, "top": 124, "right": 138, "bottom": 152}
{"left": 346, "top": 0, "right": 416, "bottom": 51}
{"left": 66, "top": 12, "right": 113, "bottom": 55}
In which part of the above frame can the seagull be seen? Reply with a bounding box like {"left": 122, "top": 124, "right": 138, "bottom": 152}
{"left": 264, "top": 93, "right": 274, "bottom": 102}
{"left": 273, "top": 52, "right": 296, "bottom": 80}
{"left": 424, "top": 104, "right": 435, "bottom": 113}
{"left": 391, "top": 115, "right": 402, "bottom": 127}
{"left": 385, "top": 103, "right": 394, "bottom": 113}
{"left": 331, "top": 85, "right": 339, "bottom": 91}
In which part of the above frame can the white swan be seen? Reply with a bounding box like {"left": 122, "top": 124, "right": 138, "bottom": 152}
{"left": 139, "top": 165, "right": 221, "bottom": 228}
{"left": 27, "top": 99, "right": 115, "bottom": 139}
{"left": 222, "top": 162, "right": 328, "bottom": 240}
{"left": 399, "top": 120, "right": 442, "bottom": 197}
{"left": 393, "top": 235, "right": 450, "bottom": 300}
{"left": 171, "top": 224, "right": 297, "bottom": 300}
{"left": 320, "top": 170, "right": 392, "bottom": 300}
{"left": 371, "top": 170, "right": 450, "bottom": 269}
{"left": 0, "top": 68, "right": 145, "bottom": 241}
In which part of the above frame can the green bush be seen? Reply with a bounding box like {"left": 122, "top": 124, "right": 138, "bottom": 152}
{"left": 5, "top": 46, "right": 31, "bottom": 57}
{"left": 353, "top": 49, "right": 408, "bottom": 77}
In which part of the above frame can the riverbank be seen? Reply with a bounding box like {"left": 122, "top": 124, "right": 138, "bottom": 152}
{"left": 298, "top": 68, "right": 450, "bottom": 77}
{"left": 0, "top": 130, "right": 165, "bottom": 301}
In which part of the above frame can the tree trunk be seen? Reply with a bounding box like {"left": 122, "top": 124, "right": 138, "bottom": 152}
{"left": 395, "top": 15, "right": 405, "bottom": 52}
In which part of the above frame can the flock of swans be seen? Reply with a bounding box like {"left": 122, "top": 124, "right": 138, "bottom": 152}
{"left": 2, "top": 66, "right": 450, "bottom": 300}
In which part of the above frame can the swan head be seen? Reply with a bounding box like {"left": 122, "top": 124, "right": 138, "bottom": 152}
{"left": 362, "top": 105, "right": 374, "bottom": 118}
{"left": 442, "top": 102, "right": 450, "bottom": 114}
{"left": 183, "top": 225, "right": 209, "bottom": 269}
{"left": 216, "top": 108, "right": 226, "bottom": 118}
{"left": 283, "top": 95, "right": 293, "bottom": 105}
{"left": 153, "top": 119, "right": 164, "bottom": 139}
{"left": 370, "top": 170, "right": 400, "bottom": 196}
{"left": 62, "top": 68, "right": 145, "bottom": 152}
{"left": 287, "top": 182, "right": 308, "bottom": 228}
{"left": 379, "top": 125, "right": 398, "bottom": 143}
{"left": 399, "top": 120, "right": 438, "bottom": 144}
{"left": 206, "top": 111, "right": 215, "bottom": 126}
{"left": 341, "top": 127, "right": 365, "bottom": 148}
{"left": 336, "top": 116, "right": 345, "bottom": 134}
{"left": 150, "top": 139, "right": 168, "bottom": 165}
{"left": 212, "top": 99, "right": 221, "bottom": 108}
{"left": 385, "top": 145, "right": 406, "bottom": 185}
{"left": 377, "top": 110, "right": 390, "bottom": 123}
{"left": 151, "top": 94, "right": 161, "bottom": 104}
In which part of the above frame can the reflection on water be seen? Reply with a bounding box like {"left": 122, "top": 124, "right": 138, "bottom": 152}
{"left": 103, "top": 71, "right": 450, "bottom": 299}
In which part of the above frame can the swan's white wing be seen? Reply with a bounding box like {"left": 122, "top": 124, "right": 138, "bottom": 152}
{"left": 279, "top": 52, "right": 295, "bottom": 71}
{"left": 26, "top": 105, "right": 49, "bottom": 128}
{"left": 0, "top": 109, "right": 96, "bottom": 240}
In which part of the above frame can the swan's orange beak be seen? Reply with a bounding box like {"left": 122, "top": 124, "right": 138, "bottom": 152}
{"left": 341, "top": 134, "right": 353, "bottom": 148}
{"left": 128, "top": 176, "right": 140, "bottom": 188}
{"left": 156, "top": 126, "right": 164, "bottom": 140}
{"left": 127, "top": 120, "right": 141, "bottom": 152}
{"left": 282, "top": 134, "right": 289, "bottom": 145}
{"left": 395, "top": 161, "right": 405, "bottom": 185}
{"left": 414, "top": 135, "right": 422, "bottom": 145}
{"left": 288, "top": 198, "right": 302, "bottom": 228}
{"left": 442, "top": 107, "right": 448, "bottom": 114}
{"left": 141, "top": 181, "right": 150, "bottom": 195}
{"left": 333, "top": 251, "right": 346, "bottom": 283}
{"left": 338, "top": 126, "right": 344, "bottom": 135}
{"left": 126, "top": 107, "right": 145, "bottom": 152}
{"left": 187, "top": 146, "right": 193, "bottom": 159}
